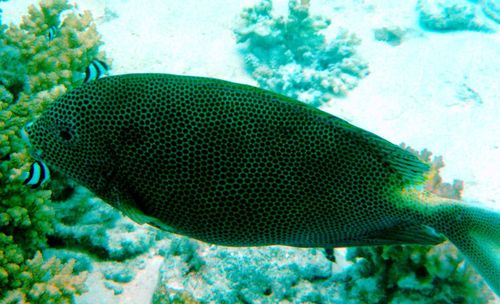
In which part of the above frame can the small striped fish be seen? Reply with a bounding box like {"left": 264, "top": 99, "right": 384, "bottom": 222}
{"left": 84, "top": 59, "right": 109, "bottom": 83}
{"left": 23, "top": 160, "right": 50, "bottom": 189}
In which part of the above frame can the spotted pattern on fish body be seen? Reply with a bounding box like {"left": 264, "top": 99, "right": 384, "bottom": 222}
{"left": 25, "top": 74, "right": 500, "bottom": 295}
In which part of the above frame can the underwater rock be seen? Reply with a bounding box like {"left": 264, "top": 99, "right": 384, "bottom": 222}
{"left": 103, "top": 281, "right": 124, "bottom": 295}
{"left": 102, "top": 263, "right": 135, "bottom": 283}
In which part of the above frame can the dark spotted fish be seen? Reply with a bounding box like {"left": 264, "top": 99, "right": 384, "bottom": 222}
{"left": 24, "top": 74, "right": 499, "bottom": 295}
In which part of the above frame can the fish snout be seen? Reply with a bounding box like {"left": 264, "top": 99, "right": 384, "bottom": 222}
{"left": 21, "top": 122, "right": 43, "bottom": 160}
{"left": 20, "top": 122, "right": 32, "bottom": 146}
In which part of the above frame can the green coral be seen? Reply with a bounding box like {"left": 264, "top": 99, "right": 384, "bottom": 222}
{"left": 1, "top": 252, "right": 87, "bottom": 303}
{"left": 234, "top": 0, "right": 368, "bottom": 105}
{"left": 339, "top": 148, "right": 493, "bottom": 303}
{"left": 152, "top": 284, "right": 199, "bottom": 304}
{"left": 0, "top": 0, "right": 108, "bottom": 301}
{"left": 341, "top": 243, "right": 491, "bottom": 304}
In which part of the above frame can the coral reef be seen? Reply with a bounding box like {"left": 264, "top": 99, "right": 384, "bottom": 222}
{"left": 373, "top": 26, "right": 407, "bottom": 46}
{"left": 45, "top": 185, "right": 161, "bottom": 295}
{"left": 48, "top": 187, "right": 158, "bottom": 261}
{"left": 1, "top": 252, "right": 87, "bottom": 303}
{"left": 482, "top": 0, "right": 500, "bottom": 23}
{"left": 401, "top": 145, "right": 465, "bottom": 200}
{"left": 152, "top": 283, "right": 199, "bottom": 304}
{"left": 153, "top": 240, "right": 338, "bottom": 303}
{"left": 417, "top": 0, "right": 497, "bottom": 32}
{"left": 339, "top": 243, "right": 490, "bottom": 304}
{"left": 234, "top": 0, "right": 368, "bottom": 105}
{"left": 338, "top": 147, "right": 493, "bottom": 304}
{"left": 0, "top": 0, "right": 108, "bottom": 301}
{"left": 43, "top": 248, "right": 93, "bottom": 274}
{"left": 4, "top": 11, "right": 168, "bottom": 291}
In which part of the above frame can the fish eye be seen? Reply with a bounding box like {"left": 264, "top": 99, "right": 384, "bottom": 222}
{"left": 57, "top": 126, "right": 75, "bottom": 143}
{"left": 60, "top": 130, "right": 73, "bottom": 141}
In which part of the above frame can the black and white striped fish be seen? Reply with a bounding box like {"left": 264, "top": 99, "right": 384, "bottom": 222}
{"left": 23, "top": 160, "right": 50, "bottom": 189}
{"left": 84, "top": 59, "right": 109, "bottom": 83}
{"left": 47, "top": 25, "right": 58, "bottom": 41}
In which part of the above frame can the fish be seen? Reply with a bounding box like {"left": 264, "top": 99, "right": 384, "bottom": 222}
{"left": 47, "top": 25, "right": 58, "bottom": 41}
{"left": 71, "top": 59, "right": 110, "bottom": 84}
{"left": 83, "top": 59, "right": 109, "bottom": 83}
{"left": 23, "top": 73, "right": 499, "bottom": 295}
{"left": 22, "top": 160, "right": 50, "bottom": 189}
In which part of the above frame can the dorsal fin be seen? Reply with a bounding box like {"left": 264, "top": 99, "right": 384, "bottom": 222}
{"left": 356, "top": 129, "right": 431, "bottom": 185}
{"left": 328, "top": 114, "right": 431, "bottom": 186}
{"left": 268, "top": 91, "right": 431, "bottom": 186}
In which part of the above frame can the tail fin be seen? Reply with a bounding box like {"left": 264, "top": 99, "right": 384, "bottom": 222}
{"left": 438, "top": 203, "right": 500, "bottom": 296}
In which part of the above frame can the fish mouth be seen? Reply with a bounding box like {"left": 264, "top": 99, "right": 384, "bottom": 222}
{"left": 20, "top": 123, "right": 32, "bottom": 146}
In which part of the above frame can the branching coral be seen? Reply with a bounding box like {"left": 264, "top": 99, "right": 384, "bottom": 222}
{"left": 340, "top": 243, "right": 490, "bottom": 304}
{"left": 154, "top": 240, "right": 337, "bottom": 303}
{"left": 234, "top": 0, "right": 368, "bottom": 106}
{"left": 152, "top": 284, "right": 199, "bottom": 304}
{"left": 0, "top": 0, "right": 108, "bottom": 301}
{"left": 0, "top": 1, "right": 156, "bottom": 295}
{"left": 1, "top": 252, "right": 87, "bottom": 303}
{"left": 49, "top": 187, "right": 158, "bottom": 261}
{"left": 1, "top": 0, "right": 105, "bottom": 93}
{"left": 482, "top": 0, "right": 500, "bottom": 23}
{"left": 338, "top": 147, "right": 493, "bottom": 304}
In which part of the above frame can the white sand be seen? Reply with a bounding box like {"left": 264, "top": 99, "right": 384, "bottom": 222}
{"left": 1, "top": 0, "right": 498, "bottom": 302}
{"left": 76, "top": 256, "right": 164, "bottom": 304}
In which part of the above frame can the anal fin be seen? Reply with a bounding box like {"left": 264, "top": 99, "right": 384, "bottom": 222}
{"left": 336, "top": 224, "right": 446, "bottom": 247}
